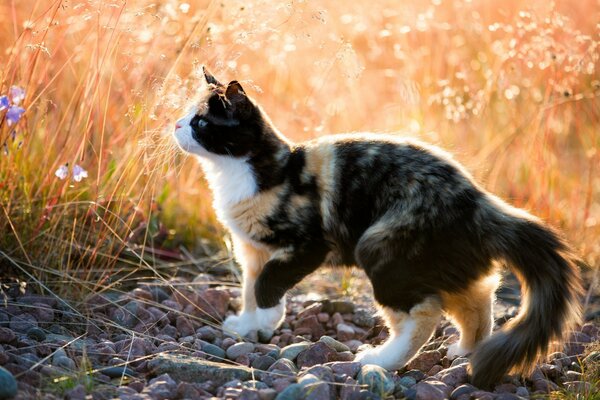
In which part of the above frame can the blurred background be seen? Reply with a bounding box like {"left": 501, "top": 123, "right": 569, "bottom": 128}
{"left": 0, "top": 0, "right": 598, "bottom": 305}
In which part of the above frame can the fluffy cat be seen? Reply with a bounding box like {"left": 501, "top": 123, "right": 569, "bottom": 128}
{"left": 173, "top": 67, "right": 582, "bottom": 387}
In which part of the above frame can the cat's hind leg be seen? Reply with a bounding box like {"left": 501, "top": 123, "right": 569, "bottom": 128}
{"left": 355, "top": 297, "right": 442, "bottom": 370}
{"left": 441, "top": 273, "right": 499, "bottom": 358}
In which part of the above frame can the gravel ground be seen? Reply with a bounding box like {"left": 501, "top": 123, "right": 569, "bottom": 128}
{"left": 0, "top": 269, "right": 598, "bottom": 400}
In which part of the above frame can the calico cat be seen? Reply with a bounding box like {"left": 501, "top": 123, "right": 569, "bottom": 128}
{"left": 173, "top": 67, "right": 582, "bottom": 387}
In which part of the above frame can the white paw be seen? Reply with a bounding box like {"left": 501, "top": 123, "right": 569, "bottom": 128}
{"left": 355, "top": 345, "right": 401, "bottom": 370}
{"left": 447, "top": 342, "right": 471, "bottom": 358}
{"left": 222, "top": 312, "right": 256, "bottom": 337}
{"left": 255, "top": 303, "right": 285, "bottom": 331}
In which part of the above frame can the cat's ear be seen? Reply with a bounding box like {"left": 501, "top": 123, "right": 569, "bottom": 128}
{"left": 203, "top": 66, "right": 222, "bottom": 86}
{"left": 225, "top": 81, "right": 246, "bottom": 101}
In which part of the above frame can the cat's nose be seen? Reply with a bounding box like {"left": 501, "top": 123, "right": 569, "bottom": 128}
{"left": 175, "top": 123, "right": 182, "bottom": 130}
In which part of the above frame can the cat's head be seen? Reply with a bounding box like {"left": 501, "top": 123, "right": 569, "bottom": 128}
{"left": 174, "top": 67, "right": 269, "bottom": 159}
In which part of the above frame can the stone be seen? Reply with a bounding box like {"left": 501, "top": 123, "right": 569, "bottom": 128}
{"left": 175, "top": 315, "right": 194, "bottom": 337}
{"left": 9, "top": 314, "right": 38, "bottom": 333}
{"left": 258, "top": 329, "right": 274, "bottom": 343}
{"left": 450, "top": 384, "right": 476, "bottom": 399}
{"left": 0, "top": 366, "right": 17, "bottom": 399}
{"left": 0, "top": 329, "right": 15, "bottom": 344}
{"left": 200, "top": 340, "right": 226, "bottom": 359}
{"left": 532, "top": 379, "right": 559, "bottom": 393}
{"left": 297, "top": 342, "right": 338, "bottom": 368}
{"left": 469, "top": 390, "right": 495, "bottom": 400}
{"left": 239, "top": 388, "right": 262, "bottom": 400}
{"left": 195, "top": 289, "right": 230, "bottom": 319}
{"left": 297, "top": 303, "right": 323, "bottom": 320}
{"left": 294, "top": 315, "right": 325, "bottom": 339}
{"left": 303, "top": 381, "right": 331, "bottom": 400}
{"left": 148, "top": 354, "right": 250, "bottom": 385}
{"left": 319, "top": 336, "right": 350, "bottom": 352}
{"left": 336, "top": 323, "right": 355, "bottom": 342}
{"left": 102, "top": 366, "right": 136, "bottom": 378}
{"left": 227, "top": 342, "right": 256, "bottom": 360}
{"left": 406, "top": 350, "right": 442, "bottom": 372}
{"left": 252, "top": 355, "right": 276, "bottom": 370}
{"left": 303, "top": 365, "right": 335, "bottom": 383}
{"left": 258, "top": 388, "right": 278, "bottom": 400}
{"left": 339, "top": 376, "right": 360, "bottom": 399}
{"left": 275, "top": 383, "right": 304, "bottom": 400}
{"left": 54, "top": 356, "right": 76, "bottom": 370}
{"left": 450, "top": 357, "right": 469, "bottom": 367}
{"left": 328, "top": 300, "right": 355, "bottom": 314}
{"left": 495, "top": 394, "right": 522, "bottom": 400}
{"left": 196, "top": 326, "right": 219, "bottom": 342}
{"left": 268, "top": 358, "right": 298, "bottom": 375}
{"left": 403, "top": 369, "right": 427, "bottom": 382}
{"left": 327, "top": 361, "right": 361, "bottom": 378}
{"left": 563, "top": 381, "right": 592, "bottom": 393}
{"left": 438, "top": 365, "right": 468, "bottom": 387}
{"left": 352, "top": 309, "right": 375, "bottom": 328}
{"left": 495, "top": 383, "right": 517, "bottom": 393}
{"left": 280, "top": 342, "right": 310, "bottom": 361}
{"left": 398, "top": 376, "right": 417, "bottom": 388}
{"left": 515, "top": 386, "right": 529, "bottom": 398}
{"left": 65, "top": 384, "right": 86, "bottom": 400}
{"left": 357, "top": 364, "right": 394, "bottom": 397}
{"left": 144, "top": 373, "right": 177, "bottom": 400}
{"left": 26, "top": 327, "right": 46, "bottom": 341}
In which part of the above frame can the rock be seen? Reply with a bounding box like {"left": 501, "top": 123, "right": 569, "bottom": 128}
{"left": 406, "top": 350, "right": 442, "bottom": 372}
{"left": 297, "top": 342, "right": 338, "bottom": 368}
{"left": 328, "top": 301, "right": 355, "bottom": 314}
{"left": 583, "top": 351, "right": 600, "bottom": 368}
{"left": 403, "top": 369, "right": 427, "bottom": 382}
{"left": 495, "top": 383, "right": 517, "bottom": 393}
{"left": 26, "top": 327, "right": 46, "bottom": 341}
{"left": 469, "top": 390, "right": 495, "bottom": 400}
{"left": 294, "top": 315, "right": 325, "bottom": 339}
{"left": 196, "top": 289, "right": 230, "bottom": 319}
{"left": 495, "top": 394, "right": 522, "bottom": 400}
{"left": 275, "top": 383, "right": 304, "bottom": 400}
{"left": 65, "top": 384, "right": 86, "bottom": 400}
{"left": 357, "top": 364, "right": 394, "bottom": 397}
{"left": 227, "top": 342, "right": 255, "bottom": 360}
{"left": 413, "top": 380, "right": 451, "bottom": 400}
{"left": 336, "top": 323, "right": 355, "bottom": 342}
{"left": 450, "top": 384, "right": 476, "bottom": 399}
{"left": 54, "top": 356, "right": 76, "bottom": 370}
{"left": 438, "top": 365, "right": 468, "bottom": 387}
{"left": 196, "top": 326, "right": 219, "bottom": 342}
{"left": 252, "top": 355, "right": 276, "bottom": 370}
{"left": 398, "top": 376, "right": 417, "bottom": 388}
{"left": 340, "top": 376, "right": 360, "bottom": 399}
{"left": 532, "top": 379, "right": 559, "bottom": 393}
{"left": 239, "top": 388, "right": 262, "bottom": 400}
{"left": 200, "top": 341, "right": 226, "bottom": 359}
{"left": 319, "top": 336, "right": 350, "bottom": 352}
{"left": 148, "top": 354, "right": 250, "bottom": 385}
{"left": 297, "top": 303, "right": 323, "bottom": 320}
{"left": 9, "top": 314, "right": 37, "bottom": 333}
{"left": 450, "top": 357, "right": 469, "bottom": 367}
{"left": 102, "top": 366, "right": 136, "bottom": 378}
{"left": 280, "top": 342, "right": 310, "bottom": 361}
{"left": 143, "top": 373, "right": 177, "bottom": 400}
{"left": 352, "top": 309, "right": 375, "bottom": 328}
{"left": 303, "top": 381, "right": 331, "bottom": 400}
{"left": 0, "top": 329, "right": 15, "bottom": 344}
{"left": 343, "top": 340, "right": 364, "bottom": 352}
{"left": 327, "top": 361, "right": 361, "bottom": 378}
{"left": 0, "top": 366, "right": 18, "bottom": 399}
{"left": 302, "top": 365, "right": 335, "bottom": 383}
{"left": 31, "top": 303, "right": 54, "bottom": 324}
{"left": 427, "top": 365, "right": 443, "bottom": 376}
{"left": 175, "top": 315, "right": 194, "bottom": 337}
{"left": 268, "top": 358, "right": 298, "bottom": 375}
{"left": 258, "top": 388, "right": 278, "bottom": 400}
{"left": 515, "top": 386, "right": 529, "bottom": 398}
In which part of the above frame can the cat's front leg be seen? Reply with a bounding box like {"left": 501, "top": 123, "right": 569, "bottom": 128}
{"left": 223, "top": 239, "right": 271, "bottom": 337}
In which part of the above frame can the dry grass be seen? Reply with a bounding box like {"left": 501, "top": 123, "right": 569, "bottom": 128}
{"left": 0, "top": 0, "right": 598, "bottom": 301}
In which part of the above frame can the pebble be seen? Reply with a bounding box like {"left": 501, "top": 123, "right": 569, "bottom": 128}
{"left": 252, "top": 355, "right": 277, "bottom": 370}
{"left": 327, "top": 361, "right": 361, "bottom": 378}
{"left": 336, "top": 323, "right": 355, "bottom": 341}
{"left": 450, "top": 384, "right": 476, "bottom": 399}
{"left": 102, "top": 366, "right": 136, "bottom": 378}
{"left": 9, "top": 314, "right": 38, "bottom": 333}
{"left": 196, "top": 326, "right": 218, "bottom": 342}
{"left": 352, "top": 309, "right": 375, "bottom": 328}
{"left": 275, "top": 383, "right": 303, "bottom": 400}
{"left": 258, "top": 329, "right": 274, "bottom": 343}
{"left": 357, "top": 364, "right": 395, "bottom": 397}
{"left": 26, "top": 327, "right": 46, "bottom": 341}
{"left": 0, "top": 329, "right": 15, "bottom": 344}
{"left": 54, "top": 356, "right": 76, "bottom": 370}
{"left": 450, "top": 357, "right": 469, "bottom": 367}
{"left": 319, "top": 335, "right": 350, "bottom": 352}
{"left": 0, "top": 366, "right": 17, "bottom": 399}
{"left": 279, "top": 342, "right": 310, "bottom": 361}
{"left": 201, "top": 341, "right": 226, "bottom": 359}
{"left": 297, "top": 342, "right": 338, "bottom": 368}
{"left": 406, "top": 350, "right": 442, "bottom": 372}
{"left": 226, "top": 342, "right": 256, "bottom": 360}
{"left": 515, "top": 386, "right": 529, "bottom": 398}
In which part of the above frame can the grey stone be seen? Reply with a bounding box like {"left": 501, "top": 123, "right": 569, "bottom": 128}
{"left": 450, "top": 384, "right": 476, "bottom": 399}
{"left": 414, "top": 380, "right": 450, "bottom": 400}
{"left": 0, "top": 366, "right": 17, "bottom": 399}
{"left": 357, "top": 364, "right": 394, "bottom": 397}
{"left": 252, "top": 355, "right": 276, "bottom": 371}
{"left": 26, "top": 327, "right": 46, "bottom": 341}
{"left": 9, "top": 314, "right": 38, "bottom": 333}
{"left": 54, "top": 356, "right": 76, "bottom": 370}
{"left": 515, "top": 386, "right": 529, "bottom": 398}
{"left": 297, "top": 342, "right": 338, "bottom": 368}
{"left": 326, "top": 361, "right": 361, "bottom": 378}
{"left": 102, "top": 366, "right": 136, "bottom": 378}
{"left": 398, "top": 376, "right": 417, "bottom": 388}
{"left": 406, "top": 350, "right": 442, "bottom": 372}
{"left": 352, "top": 309, "right": 375, "bottom": 328}
{"left": 275, "top": 383, "right": 304, "bottom": 400}
{"left": 200, "top": 341, "right": 226, "bottom": 359}
{"left": 148, "top": 354, "right": 250, "bottom": 385}
{"left": 227, "top": 342, "right": 256, "bottom": 360}
{"left": 280, "top": 342, "right": 310, "bottom": 361}
{"left": 319, "top": 336, "right": 350, "bottom": 352}
{"left": 450, "top": 357, "right": 469, "bottom": 367}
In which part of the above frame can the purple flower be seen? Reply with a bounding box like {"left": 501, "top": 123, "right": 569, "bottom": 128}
{"left": 10, "top": 86, "right": 25, "bottom": 105}
{"left": 0, "top": 95, "right": 8, "bottom": 111}
{"left": 73, "top": 164, "right": 88, "bottom": 182}
{"left": 55, "top": 165, "right": 69, "bottom": 180}
{"left": 6, "top": 106, "right": 25, "bottom": 126}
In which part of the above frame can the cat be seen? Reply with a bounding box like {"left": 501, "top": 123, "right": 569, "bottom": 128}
{"left": 173, "top": 67, "right": 582, "bottom": 388}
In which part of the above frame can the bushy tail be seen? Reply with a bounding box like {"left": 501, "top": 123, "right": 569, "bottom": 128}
{"left": 470, "top": 201, "right": 583, "bottom": 388}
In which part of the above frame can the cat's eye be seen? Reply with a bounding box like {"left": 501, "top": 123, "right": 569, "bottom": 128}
{"left": 196, "top": 118, "right": 208, "bottom": 128}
